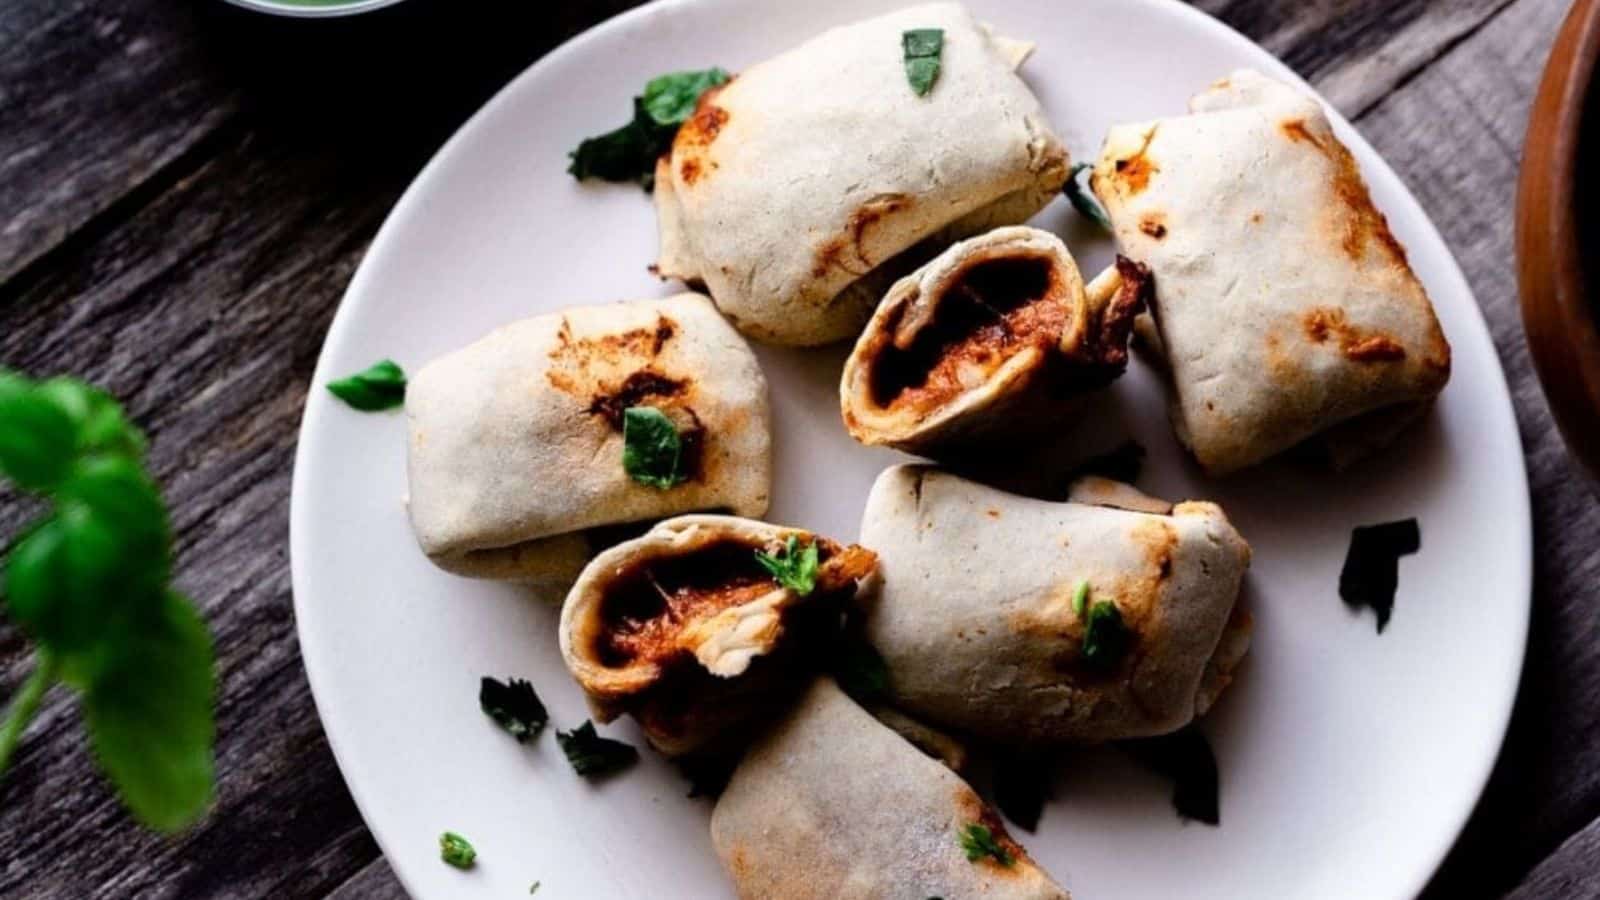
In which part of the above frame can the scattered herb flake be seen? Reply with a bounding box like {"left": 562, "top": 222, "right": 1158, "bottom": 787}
{"left": 1082, "top": 600, "right": 1130, "bottom": 669}
{"left": 479, "top": 676, "right": 548, "bottom": 743}
{"left": 1120, "top": 724, "right": 1220, "bottom": 825}
{"left": 902, "top": 28, "right": 944, "bottom": 96}
{"left": 992, "top": 751, "right": 1052, "bottom": 832}
{"left": 1339, "top": 518, "right": 1420, "bottom": 633}
{"left": 326, "top": 359, "right": 406, "bottom": 412}
{"left": 1070, "top": 580, "right": 1090, "bottom": 618}
{"left": 529, "top": 881, "right": 541, "bottom": 894}
{"left": 569, "top": 68, "right": 728, "bottom": 189}
{"left": 754, "top": 534, "right": 820, "bottom": 595}
{"left": 958, "top": 822, "right": 1014, "bottom": 866}
{"left": 439, "top": 831, "right": 477, "bottom": 869}
{"left": 557, "top": 720, "right": 639, "bottom": 778}
{"left": 1064, "top": 162, "right": 1112, "bottom": 231}
{"left": 833, "top": 633, "right": 890, "bottom": 703}
{"left": 622, "top": 406, "right": 687, "bottom": 489}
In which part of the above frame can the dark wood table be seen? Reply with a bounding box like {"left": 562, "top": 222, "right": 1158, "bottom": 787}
{"left": 1, "top": 0, "right": 1594, "bottom": 896}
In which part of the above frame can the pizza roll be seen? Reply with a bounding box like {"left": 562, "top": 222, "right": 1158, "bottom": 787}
{"left": 711, "top": 678, "right": 1070, "bottom": 899}
{"left": 1091, "top": 69, "right": 1450, "bottom": 475}
{"left": 654, "top": 2, "right": 1069, "bottom": 346}
{"left": 559, "top": 515, "right": 876, "bottom": 756}
{"left": 859, "top": 465, "right": 1251, "bottom": 744}
{"left": 405, "top": 294, "right": 770, "bottom": 583}
{"left": 840, "top": 226, "right": 1147, "bottom": 456}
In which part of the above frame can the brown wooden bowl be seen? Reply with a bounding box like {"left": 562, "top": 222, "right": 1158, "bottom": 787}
{"left": 1518, "top": 0, "right": 1600, "bottom": 485}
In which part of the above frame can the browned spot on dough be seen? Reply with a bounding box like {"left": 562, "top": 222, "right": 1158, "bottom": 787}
{"left": 811, "top": 194, "right": 913, "bottom": 278}
{"left": 546, "top": 314, "right": 682, "bottom": 394}
{"left": 666, "top": 82, "right": 733, "bottom": 189}
{"left": 587, "top": 369, "right": 689, "bottom": 429}
{"left": 1131, "top": 518, "right": 1178, "bottom": 582}
{"left": 1279, "top": 117, "right": 1326, "bottom": 152}
{"left": 679, "top": 158, "right": 701, "bottom": 185}
{"left": 955, "top": 792, "right": 1034, "bottom": 873}
{"left": 1327, "top": 144, "right": 1410, "bottom": 266}
{"left": 1112, "top": 126, "right": 1160, "bottom": 195}
{"left": 985, "top": 508, "right": 1002, "bottom": 519}
{"left": 1139, "top": 213, "right": 1167, "bottom": 239}
{"left": 1250, "top": 211, "right": 1264, "bottom": 225}
{"left": 1303, "top": 307, "right": 1408, "bottom": 363}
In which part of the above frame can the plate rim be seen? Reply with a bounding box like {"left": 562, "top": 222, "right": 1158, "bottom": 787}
{"left": 288, "top": 1, "right": 1533, "bottom": 897}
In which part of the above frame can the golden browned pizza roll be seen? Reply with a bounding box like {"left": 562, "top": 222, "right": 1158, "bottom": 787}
{"left": 1092, "top": 69, "right": 1451, "bottom": 475}
{"left": 559, "top": 515, "right": 876, "bottom": 756}
{"left": 404, "top": 294, "right": 770, "bottom": 583}
{"left": 654, "top": 3, "right": 1069, "bottom": 346}
{"left": 711, "top": 679, "right": 1070, "bottom": 899}
{"left": 859, "top": 465, "right": 1251, "bottom": 744}
{"left": 840, "top": 226, "right": 1147, "bottom": 456}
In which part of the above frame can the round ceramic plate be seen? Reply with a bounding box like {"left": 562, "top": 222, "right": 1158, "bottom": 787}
{"left": 289, "top": 1, "right": 1531, "bottom": 897}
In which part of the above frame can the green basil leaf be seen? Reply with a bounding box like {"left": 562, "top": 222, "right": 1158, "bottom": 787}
{"left": 1070, "top": 580, "right": 1090, "bottom": 617}
{"left": 82, "top": 591, "right": 215, "bottom": 832}
{"left": 440, "top": 831, "right": 477, "bottom": 869}
{"left": 1064, "top": 162, "right": 1112, "bottom": 231}
{"left": 902, "top": 28, "right": 944, "bottom": 97}
{"left": 326, "top": 359, "right": 406, "bottom": 412}
{"left": 479, "top": 676, "right": 548, "bottom": 743}
{"left": 642, "top": 67, "right": 729, "bottom": 125}
{"left": 753, "top": 535, "right": 819, "bottom": 595}
{"left": 0, "top": 383, "right": 78, "bottom": 490}
{"left": 556, "top": 720, "right": 638, "bottom": 778}
{"left": 1082, "top": 600, "right": 1130, "bottom": 669}
{"left": 35, "top": 378, "right": 147, "bottom": 462}
{"left": 958, "top": 822, "right": 1013, "bottom": 866}
{"left": 622, "top": 406, "right": 686, "bottom": 489}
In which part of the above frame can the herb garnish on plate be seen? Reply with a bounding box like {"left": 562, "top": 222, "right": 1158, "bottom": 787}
{"left": 557, "top": 720, "right": 639, "bottom": 777}
{"left": 439, "top": 831, "right": 477, "bottom": 869}
{"left": 1064, "top": 162, "right": 1112, "bottom": 231}
{"left": 902, "top": 28, "right": 944, "bottom": 96}
{"left": 326, "top": 359, "right": 406, "bottom": 411}
{"left": 479, "top": 676, "right": 548, "bottom": 743}
{"left": 1120, "top": 724, "right": 1220, "bottom": 825}
{"left": 1340, "top": 518, "right": 1421, "bottom": 633}
{"left": 569, "top": 68, "right": 730, "bottom": 190}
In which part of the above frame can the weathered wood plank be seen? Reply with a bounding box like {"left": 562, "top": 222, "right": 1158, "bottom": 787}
{"left": 1504, "top": 815, "right": 1600, "bottom": 900}
{"left": 1327, "top": 0, "right": 1600, "bottom": 895}
{"left": 326, "top": 858, "right": 407, "bottom": 900}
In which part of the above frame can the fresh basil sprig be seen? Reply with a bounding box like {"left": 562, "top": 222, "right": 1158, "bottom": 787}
{"left": 1064, "top": 162, "right": 1113, "bottom": 231}
{"left": 556, "top": 720, "right": 639, "bottom": 777}
{"left": 326, "top": 359, "right": 406, "bottom": 412}
{"left": 0, "top": 371, "right": 214, "bottom": 832}
{"left": 621, "top": 406, "right": 688, "bottom": 489}
{"left": 902, "top": 28, "right": 944, "bottom": 97}
{"left": 754, "top": 535, "right": 819, "bottom": 595}
{"left": 480, "top": 676, "right": 548, "bottom": 743}
{"left": 570, "top": 68, "right": 730, "bottom": 190}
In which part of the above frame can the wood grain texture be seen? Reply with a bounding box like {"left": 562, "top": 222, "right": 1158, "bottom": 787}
{"left": 1504, "top": 816, "right": 1600, "bottom": 900}
{"left": 0, "top": 0, "right": 1590, "bottom": 898}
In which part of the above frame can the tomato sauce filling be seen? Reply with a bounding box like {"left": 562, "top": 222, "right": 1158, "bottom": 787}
{"left": 870, "top": 256, "right": 1070, "bottom": 412}
{"left": 594, "top": 539, "right": 877, "bottom": 669}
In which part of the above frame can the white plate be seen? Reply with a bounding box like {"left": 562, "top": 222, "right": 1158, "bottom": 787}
{"left": 289, "top": 1, "right": 1531, "bottom": 897}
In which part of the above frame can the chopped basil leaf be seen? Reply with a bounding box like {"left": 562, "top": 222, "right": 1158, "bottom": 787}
{"left": 479, "top": 676, "right": 548, "bottom": 743}
{"left": 1082, "top": 600, "right": 1130, "bottom": 669}
{"left": 529, "top": 881, "right": 541, "bottom": 894}
{"left": 326, "top": 359, "right": 406, "bottom": 412}
{"left": 1064, "top": 162, "right": 1112, "bottom": 232}
{"left": 992, "top": 751, "right": 1052, "bottom": 832}
{"left": 753, "top": 534, "right": 819, "bottom": 595}
{"left": 1070, "top": 580, "right": 1090, "bottom": 617}
{"left": 1339, "top": 518, "right": 1420, "bottom": 633}
{"left": 902, "top": 28, "right": 944, "bottom": 96}
{"left": 622, "top": 406, "right": 687, "bottom": 489}
{"left": 569, "top": 68, "right": 728, "bottom": 189}
{"left": 556, "top": 720, "right": 639, "bottom": 778}
{"left": 642, "top": 68, "right": 730, "bottom": 125}
{"left": 833, "top": 633, "right": 890, "bottom": 703}
{"left": 439, "top": 831, "right": 477, "bottom": 869}
{"left": 1069, "top": 439, "right": 1146, "bottom": 485}
{"left": 958, "top": 822, "right": 1013, "bottom": 866}
{"left": 1120, "top": 724, "right": 1220, "bottom": 825}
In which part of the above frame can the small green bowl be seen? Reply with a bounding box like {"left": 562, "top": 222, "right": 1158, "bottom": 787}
{"left": 222, "top": 0, "right": 409, "bottom": 17}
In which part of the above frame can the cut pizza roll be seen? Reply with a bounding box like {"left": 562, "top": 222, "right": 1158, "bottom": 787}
{"left": 404, "top": 294, "right": 770, "bottom": 583}
{"left": 859, "top": 465, "right": 1251, "bottom": 744}
{"left": 654, "top": 2, "right": 1070, "bottom": 346}
{"left": 711, "top": 678, "right": 1070, "bottom": 900}
{"left": 559, "top": 515, "right": 876, "bottom": 756}
{"left": 1092, "top": 69, "right": 1451, "bottom": 475}
{"left": 840, "top": 226, "right": 1148, "bottom": 456}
